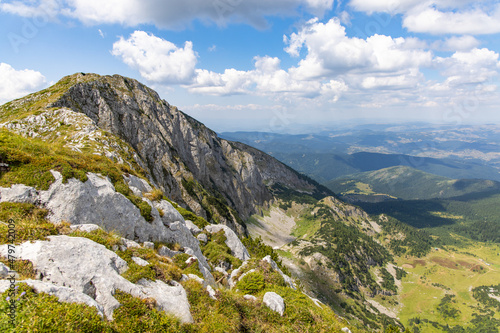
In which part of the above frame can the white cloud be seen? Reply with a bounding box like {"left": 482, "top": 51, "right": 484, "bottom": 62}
{"left": 284, "top": 18, "right": 432, "bottom": 86}
{"left": 0, "top": 0, "right": 59, "bottom": 18}
{"left": 0, "top": 63, "right": 47, "bottom": 104}
{"left": 111, "top": 31, "right": 198, "bottom": 84}
{"left": 432, "top": 35, "right": 480, "bottom": 52}
{"left": 349, "top": 0, "right": 500, "bottom": 35}
{"left": 187, "top": 55, "right": 347, "bottom": 100}
{"left": 0, "top": 0, "right": 335, "bottom": 28}
{"left": 403, "top": 5, "right": 500, "bottom": 35}
{"left": 435, "top": 48, "right": 500, "bottom": 86}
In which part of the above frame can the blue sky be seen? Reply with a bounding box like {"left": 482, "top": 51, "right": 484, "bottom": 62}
{"left": 1, "top": 0, "right": 500, "bottom": 133}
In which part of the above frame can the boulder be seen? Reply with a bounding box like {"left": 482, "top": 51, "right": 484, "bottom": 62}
{"left": 185, "top": 220, "right": 201, "bottom": 235}
{"left": 205, "top": 224, "right": 250, "bottom": 261}
{"left": 70, "top": 224, "right": 102, "bottom": 233}
{"left": 136, "top": 279, "right": 193, "bottom": 324}
{"left": 263, "top": 292, "right": 285, "bottom": 316}
{"left": 206, "top": 285, "right": 217, "bottom": 300}
{"left": 131, "top": 257, "right": 150, "bottom": 267}
{"left": 243, "top": 294, "right": 257, "bottom": 301}
{"left": 341, "top": 328, "right": 352, "bottom": 333}
{"left": 153, "top": 200, "right": 185, "bottom": 225}
{"left": 123, "top": 174, "right": 153, "bottom": 197}
{"left": 121, "top": 238, "right": 141, "bottom": 249}
{"left": 143, "top": 241, "right": 154, "bottom": 249}
{"left": 197, "top": 233, "right": 208, "bottom": 244}
{"left": 158, "top": 246, "right": 181, "bottom": 258}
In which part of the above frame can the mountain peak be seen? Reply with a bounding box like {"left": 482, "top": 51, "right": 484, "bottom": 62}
{"left": 1, "top": 73, "right": 332, "bottom": 235}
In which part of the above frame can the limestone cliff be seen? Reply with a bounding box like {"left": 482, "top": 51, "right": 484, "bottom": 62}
{"left": 3, "top": 73, "right": 330, "bottom": 233}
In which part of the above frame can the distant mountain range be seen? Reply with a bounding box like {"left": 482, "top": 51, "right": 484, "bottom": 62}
{"left": 221, "top": 129, "right": 500, "bottom": 183}
{"left": 327, "top": 165, "right": 500, "bottom": 201}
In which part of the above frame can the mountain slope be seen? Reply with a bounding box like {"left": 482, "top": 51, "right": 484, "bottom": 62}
{"left": 0, "top": 73, "right": 331, "bottom": 234}
{"left": 327, "top": 166, "right": 500, "bottom": 200}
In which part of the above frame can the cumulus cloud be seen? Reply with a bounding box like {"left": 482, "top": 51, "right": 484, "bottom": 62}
{"left": 0, "top": 0, "right": 335, "bottom": 28}
{"left": 349, "top": 0, "right": 500, "bottom": 35}
{"left": 435, "top": 48, "right": 500, "bottom": 86}
{"left": 403, "top": 5, "right": 500, "bottom": 35}
{"left": 187, "top": 55, "right": 348, "bottom": 100}
{"left": 432, "top": 36, "right": 480, "bottom": 52}
{"left": 111, "top": 31, "right": 198, "bottom": 84}
{"left": 0, "top": 63, "right": 47, "bottom": 104}
{"left": 284, "top": 18, "right": 432, "bottom": 88}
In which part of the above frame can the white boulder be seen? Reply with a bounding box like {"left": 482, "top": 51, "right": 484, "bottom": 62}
{"left": 70, "top": 224, "right": 102, "bottom": 233}
{"left": 205, "top": 224, "right": 250, "bottom": 261}
{"left": 131, "top": 257, "right": 150, "bottom": 267}
{"left": 263, "top": 292, "right": 285, "bottom": 316}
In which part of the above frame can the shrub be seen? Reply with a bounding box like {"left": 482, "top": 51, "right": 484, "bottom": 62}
{"left": 0, "top": 202, "right": 69, "bottom": 244}
{"left": 68, "top": 228, "right": 121, "bottom": 250}
{"left": 0, "top": 283, "right": 107, "bottom": 333}
{"left": 236, "top": 271, "right": 265, "bottom": 294}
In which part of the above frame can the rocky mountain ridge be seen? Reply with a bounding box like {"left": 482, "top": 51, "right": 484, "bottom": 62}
{"left": 2, "top": 73, "right": 330, "bottom": 234}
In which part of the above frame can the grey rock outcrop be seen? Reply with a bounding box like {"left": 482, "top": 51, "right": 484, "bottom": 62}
{"left": 262, "top": 255, "right": 296, "bottom": 289}
{"left": 228, "top": 261, "right": 248, "bottom": 288}
{"left": 205, "top": 225, "right": 250, "bottom": 261}
{"left": 263, "top": 292, "right": 285, "bottom": 316}
{"left": 0, "top": 236, "right": 193, "bottom": 323}
{"left": 48, "top": 73, "right": 331, "bottom": 234}
{"left": 158, "top": 246, "right": 181, "bottom": 258}
{"left": 185, "top": 220, "right": 201, "bottom": 235}
{"left": 0, "top": 184, "right": 39, "bottom": 204}
{"left": 0, "top": 262, "right": 10, "bottom": 278}
{"left": 123, "top": 174, "right": 153, "bottom": 197}
{"left": 197, "top": 233, "right": 208, "bottom": 244}
{"left": 0, "top": 170, "right": 214, "bottom": 283}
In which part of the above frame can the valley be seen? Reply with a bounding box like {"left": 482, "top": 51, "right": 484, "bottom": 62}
{"left": 226, "top": 125, "right": 500, "bottom": 332}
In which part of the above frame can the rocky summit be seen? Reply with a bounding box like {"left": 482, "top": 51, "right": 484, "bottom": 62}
{"left": 11, "top": 72, "right": 329, "bottom": 235}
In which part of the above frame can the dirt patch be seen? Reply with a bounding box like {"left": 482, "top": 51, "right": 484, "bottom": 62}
{"left": 402, "top": 264, "right": 414, "bottom": 269}
{"left": 457, "top": 260, "right": 473, "bottom": 269}
{"left": 470, "top": 264, "right": 484, "bottom": 272}
{"left": 431, "top": 257, "right": 458, "bottom": 269}
{"left": 413, "top": 259, "right": 426, "bottom": 267}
